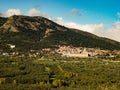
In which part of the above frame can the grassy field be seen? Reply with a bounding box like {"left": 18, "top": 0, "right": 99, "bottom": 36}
{"left": 0, "top": 55, "right": 120, "bottom": 90}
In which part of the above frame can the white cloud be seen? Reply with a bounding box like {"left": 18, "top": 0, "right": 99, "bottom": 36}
{"left": 51, "top": 17, "right": 120, "bottom": 42}
{"left": 69, "top": 8, "right": 78, "bottom": 15}
{"left": 5, "top": 9, "right": 22, "bottom": 17}
{"left": 68, "top": 8, "right": 82, "bottom": 16}
{"left": 0, "top": 8, "right": 47, "bottom": 17}
{"left": 94, "top": 22, "right": 120, "bottom": 42}
{"left": 51, "top": 17, "right": 104, "bottom": 33}
{"left": 28, "top": 8, "right": 41, "bottom": 16}
{"left": 56, "top": 17, "right": 63, "bottom": 21}
{"left": 28, "top": 8, "right": 47, "bottom": 17}
{"left": 65, "top": 23, "right": 104, "bottom": 33}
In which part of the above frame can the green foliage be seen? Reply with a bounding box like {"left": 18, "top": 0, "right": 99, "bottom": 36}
{"left": 0, "top": 56, "right": 120, "bottom": 90}
{"left": 0, "top": 78, "right": 6, "bottom": 84}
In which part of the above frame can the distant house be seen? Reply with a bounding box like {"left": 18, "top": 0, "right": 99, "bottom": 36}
{"left": 7, "top": 44, "right": 15, "bottom": 49}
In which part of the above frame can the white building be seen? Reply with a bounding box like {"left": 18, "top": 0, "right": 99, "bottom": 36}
{"left": 7, "top": 44, "right": 15, "bottom": 49}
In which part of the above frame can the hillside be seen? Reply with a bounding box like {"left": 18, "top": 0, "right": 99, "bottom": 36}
{"left": 0, "top": 15, "right": 120, "bottom": 52}
{"left": 0, "top": 17, "right": 7, "bottom": 27}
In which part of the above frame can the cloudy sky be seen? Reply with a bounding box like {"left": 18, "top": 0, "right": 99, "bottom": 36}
{"left": 0, "top": 0, "right": 120, "bottom": 42}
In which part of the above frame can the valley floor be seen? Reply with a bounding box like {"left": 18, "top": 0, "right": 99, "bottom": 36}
{"left": 0, "top": 55, "right": 120, "bottom": 90}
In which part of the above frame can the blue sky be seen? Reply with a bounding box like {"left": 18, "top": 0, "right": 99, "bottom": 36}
{"left": 0, "top": 0, "right": 120, "bottom": 41}
{"left": 0, "top": 0, "right": 120, "bottom": 25}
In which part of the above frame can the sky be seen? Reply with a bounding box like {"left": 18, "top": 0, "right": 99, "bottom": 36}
{"left": 0, "top": 0, "right": 120, "bottom": 42}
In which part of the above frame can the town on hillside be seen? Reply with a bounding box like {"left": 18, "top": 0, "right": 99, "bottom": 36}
{"left": 0, "top": 44, "right": 119, "bottom": 58}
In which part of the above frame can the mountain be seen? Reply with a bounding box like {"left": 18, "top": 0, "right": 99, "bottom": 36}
{"left": 0, "top": 15, "right": 120, "bottom": 52}
{"left": 0, "top": 17, "right": 7, "bottom": 27}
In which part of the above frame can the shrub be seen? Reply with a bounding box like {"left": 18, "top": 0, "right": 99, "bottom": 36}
{"left": 0, "top": 78, "right": 6, "bottom": 84}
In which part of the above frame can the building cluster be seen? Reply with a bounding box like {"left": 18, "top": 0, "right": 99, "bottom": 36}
{"left": 0, "top": 44, "right": 118, "bottom": 58}
{"left": 55, "top": 46, "right": 109, "bottom": 57}
{"left": 0, "top": 50, "right": 42, "bottom": 57}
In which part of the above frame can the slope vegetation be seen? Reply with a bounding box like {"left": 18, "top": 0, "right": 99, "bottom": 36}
{"left": 0, "top": 15, "right": 120, "bottom": 51}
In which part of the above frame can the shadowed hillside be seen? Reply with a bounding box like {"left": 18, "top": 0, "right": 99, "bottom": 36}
{"left": 0, "top": 15, "right": 120, "bottom": 51}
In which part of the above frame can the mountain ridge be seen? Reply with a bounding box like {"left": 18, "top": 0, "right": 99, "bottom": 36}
{"left": 0, "top": 15, "right": 120, "bottom": 51}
